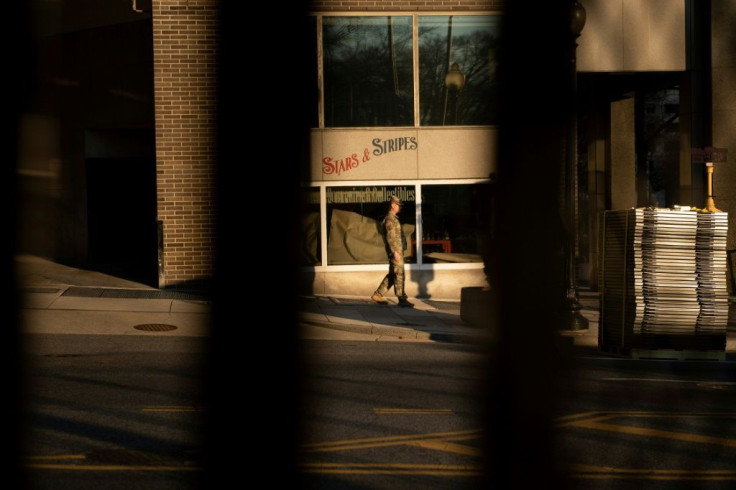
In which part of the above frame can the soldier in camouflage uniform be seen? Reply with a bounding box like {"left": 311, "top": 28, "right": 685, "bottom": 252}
{"left": 372, "top": 195, "right": 414, "bottom": 307}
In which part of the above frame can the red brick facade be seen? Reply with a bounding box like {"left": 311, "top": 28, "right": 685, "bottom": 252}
{"left": 152, "top": 0, "right": 218, "bottom": 288}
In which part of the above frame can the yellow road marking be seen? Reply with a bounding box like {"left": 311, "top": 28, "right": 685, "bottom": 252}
{"left": 25, "top": 463, "right": 202, "bottom": 472}
{"left": 374, "top": 408, "right": 454, "bottom": 414}
{"left": 299, "top": 462, "right": 481, "bottom": 475}
{"left": 568, "top": 418, "right": 736, "bottom": 447}
{"left": 141, "top": 406, "right": 202, "bottom": 412}
{"left": 558, "top": 412, "right": 736, "bottom": 448}
{"left": 299, "top": 412, "right": 736, "bottom": 478}
{"left": 556, "top": 411, "right": 606, "bottom": 423}
{"left": 26, "top": 454, "right": 86, "bottom": 461}
{"left": 301, "top": 429, "right": 482, "bottom": 453}
{"left": 406, "top": 440, "right": 482, "bottom": 456}
{"left": 569, "top": 464, "right": 736, "bottom": 480}
{"left": 557, "top": 411, "right": 736, "bottom": 428}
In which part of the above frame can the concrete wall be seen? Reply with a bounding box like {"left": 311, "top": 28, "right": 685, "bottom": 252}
{"left": 710, "top": 0, "right": 736, "bottom": 250}
{"left": 578, "top": 0, "right": 686, "bottom": 72}
{"left": 304, "top": 267, "right": 490, "bottom": 301}
{"left": 610, "top": 97, "right": 637, "bottom": 210}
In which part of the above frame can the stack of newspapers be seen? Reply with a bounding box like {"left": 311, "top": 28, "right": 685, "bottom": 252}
{"left": 600, "top": 208, "right": 728, "bottom": 351}
{"left": 695, "top": 211, "right": 729, "bottom": 333}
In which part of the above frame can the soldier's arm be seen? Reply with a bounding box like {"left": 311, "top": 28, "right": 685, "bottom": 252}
{"left": 386, "top": 221, "right": 402, "bottom": 256}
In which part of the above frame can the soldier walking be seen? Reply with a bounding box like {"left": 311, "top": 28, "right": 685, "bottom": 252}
{"left": 371, "top": 195, "right": 414, "bottom": 307}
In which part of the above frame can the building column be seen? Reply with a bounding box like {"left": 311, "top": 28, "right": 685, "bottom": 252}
{"left": 610, "top": 96, "right": 637, "bottom": 211}
{"left": 710, "top": 0, "right": 736, "bottom": 249}
{"left": 152, "top": 0, "right": 218, "bottom": 288}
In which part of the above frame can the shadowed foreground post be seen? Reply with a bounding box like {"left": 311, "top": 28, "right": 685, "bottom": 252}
{"left": 205, "top": 3, "right": 310, "bottom": 488}
{"left": 7, "top": 1, "right": 31, "bottom": 487}
{"left": 481, "top": 1, "right": 574, "bottom": 488}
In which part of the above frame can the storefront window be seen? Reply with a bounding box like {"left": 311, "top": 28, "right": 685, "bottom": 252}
{"left": 418, "top": 15, "right": 500, "bottom": 126}
{"left": 322, "top": 16, "right": 414, "bottom": 127}
{"left": 326, "top": 186, "right": 416, "bottom": 265}
{"left": 420, "top": 183, "right": 492, "bottom": 263}
{"left": 300, "top": 187, "right": 322, "bottom": 266}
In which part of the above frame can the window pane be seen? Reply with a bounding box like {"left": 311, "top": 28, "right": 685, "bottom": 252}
{"left": 300, "top": 187, "right": 322, "bottom": 266}
{"left": 421, "top": 184, "right": 492, "bottom": 263}
{"left": 419, "top": 15, "right": 500, "bottom": 126}
{"left": 326, "top": 186, "right": 416, "bottom": 265}
{"left": 323, "top": 17, "right": 414, "bottom": 127}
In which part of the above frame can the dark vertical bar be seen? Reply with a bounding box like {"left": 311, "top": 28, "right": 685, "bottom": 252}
{"left": 7, "top": 1, "right": 31, "bottom": 487}
{"left": 483, "top": 1, "right": 573, "bottom": 488}
{"left": 686, "top": 0, "right": 712, "bottom": 207}
{"left": 206, "top": 2, "right": 310, "bottom": 488}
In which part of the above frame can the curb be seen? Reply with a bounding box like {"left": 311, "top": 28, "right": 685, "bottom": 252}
{"left": 299, "top": 319, "right": 489, "bottom": 343}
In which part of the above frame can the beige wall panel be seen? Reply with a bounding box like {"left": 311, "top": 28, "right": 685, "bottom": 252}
{"left": 577, "top": 0, "right": 624, "bottom": 72}
{"left": 622, "top": 0, "right": 685, "bottom": 71}
{"left": 310, "top": 128, "right": 495, "bottom": 182}
{"left": 711, "top": 0, "right": 736, "bottom": 71}
{"left": 318, "top": 129, "right": 419, "bottom": 181}
{"left": 304, "top": 268, "right": 489, "bottom": 300}
{"left": 622, "top": 0, "right": 650, "bottom": 71}
{"left": 711, "top": 0, "right": 736, "bottom": 254}
{"left": 417, "top": 128, "right": 496, "bottom": 179}
{"left": 578, "top": 0, "right": 685, "bottom": 72}
{"left": 713, "top": 107, "right": 736, "bottom": 247}
{"left": 643, "top": 0, "right": 686, "bottom": 71}
{"left": 712, "top": 67, "right": 736, "bottom": 110}
{"left": 310, "top": 130, "right": 323, "bottom": 181}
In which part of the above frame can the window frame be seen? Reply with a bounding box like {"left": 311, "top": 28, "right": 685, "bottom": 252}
{"left": 314, "top": 11, "right": 501, "bottom": 130}
{"left": 303, "top": 178, "right": 492, "bottom": 272}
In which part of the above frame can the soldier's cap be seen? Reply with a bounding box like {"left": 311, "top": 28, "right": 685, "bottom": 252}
{"left": 389, "top": 195, "right": 402, "bottom": 206}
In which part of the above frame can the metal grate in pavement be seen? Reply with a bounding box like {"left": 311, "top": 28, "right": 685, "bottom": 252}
{"left": 62, "top": 287, "right": 209, "bottom": 301}
{"left": 134, "top": 323, "right": 178, "bottom": 332}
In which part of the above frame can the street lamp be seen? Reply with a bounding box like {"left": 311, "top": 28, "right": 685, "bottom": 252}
{"left": 444, "top": 62, "right": 466, "bottom": 91}
{"left": 560, "top": 1, "right": 588, "bottom": 332}
{"left": 443, "top": 63, "right": 465, "bottom": 125}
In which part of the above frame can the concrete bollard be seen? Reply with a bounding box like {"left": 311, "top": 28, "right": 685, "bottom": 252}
{"left": 460, "top": 286, "right": 494, "bottom": 327}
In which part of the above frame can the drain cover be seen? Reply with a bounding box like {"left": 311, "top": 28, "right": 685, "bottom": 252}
{"left": 134, "top": 323, "right": 178, "bottom": 332}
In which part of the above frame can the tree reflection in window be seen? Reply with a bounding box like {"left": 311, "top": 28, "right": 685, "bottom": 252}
{"left": 419, "top": 15, "right": 500, "bottom": 126}
{"left": 323, "top": 16, "right": 414, "bottom": 127}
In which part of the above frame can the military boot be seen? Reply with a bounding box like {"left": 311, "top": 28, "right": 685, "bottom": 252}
{"left": 398, "top": 297, "right": 414, "bottom": 308}
{"left": 371, "top": 293, "right": 388, "bottom": 305}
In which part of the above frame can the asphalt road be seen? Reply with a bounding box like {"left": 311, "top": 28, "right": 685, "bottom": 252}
{"left": 15, "top": 325, "right": 736, "bottom": 490}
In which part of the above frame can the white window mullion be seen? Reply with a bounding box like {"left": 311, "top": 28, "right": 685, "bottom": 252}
{"left": 415, "top": 183, "right": 423, "bottom": 264}
{"left": 413, "top": 14, "right": 420, "bottom": 128}
{"left": 319, "top": 185, "right": 328, "bottom": 266}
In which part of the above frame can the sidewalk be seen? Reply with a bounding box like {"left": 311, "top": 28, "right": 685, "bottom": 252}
{"left": 298, "top": 293, "right": 600, "bottom": 346}
{"left": 13, "top": 254, "right": 736, "bottom": 356}
{"left": 15, "top": 255, "right": 211, "bottom": 337}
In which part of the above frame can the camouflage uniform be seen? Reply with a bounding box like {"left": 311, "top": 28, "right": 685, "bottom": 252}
{"left": 374, "top": 211, "right": 408, "bottom": 300}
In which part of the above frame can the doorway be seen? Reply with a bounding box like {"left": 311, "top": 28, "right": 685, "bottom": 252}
{"left": 86, "top": 157, "right": 158, "bottom": 286}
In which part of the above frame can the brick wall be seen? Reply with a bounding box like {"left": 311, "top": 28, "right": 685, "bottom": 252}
{"left": 152, "top": 0, "right": 217, "bottom": 288}
{"left": 309, "top": 0, "right": 503, "bottom": 11}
